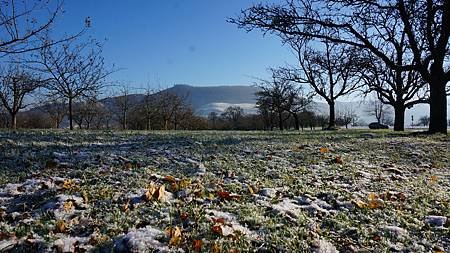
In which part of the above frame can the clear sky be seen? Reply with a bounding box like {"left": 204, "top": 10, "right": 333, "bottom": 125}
{"left": 53, "top": 0, "right": 295, "bottom": 89}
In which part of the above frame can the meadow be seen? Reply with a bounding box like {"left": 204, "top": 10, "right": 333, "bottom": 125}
{"left": 0, "top": 130, "right": 448, "bottom": 252}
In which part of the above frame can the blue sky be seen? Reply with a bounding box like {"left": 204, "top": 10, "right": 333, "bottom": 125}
{"left": 54, "top": 0, "right": 294, "bottom": 89}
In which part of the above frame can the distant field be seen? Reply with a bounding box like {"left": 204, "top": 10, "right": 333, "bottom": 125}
{"left": 0, "top": 130, "right": 448, "bottom": 252}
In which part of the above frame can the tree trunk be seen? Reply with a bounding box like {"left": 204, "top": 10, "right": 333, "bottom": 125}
{"left": 428, "top": 69, "right": 447, "bottom": 134}
{"left": 278, "top": 112, "right": 284, "bottom": 130}
{"left": 393, "top": 105, "right": 405, "bottom": 131}
{"left": 165, "top": 119, "right": 169, "bottom": 130}
{"left": 328, "top": 101, "right": 335, "bottom": 129}
{"left": 293, "top": 113, "right": 300, "bottom": 130}
{"left": 68, "top": 97, "right": 73, "bottom": 130}
{"left": 11, "top": 113, "right": 17, "bottom": 129}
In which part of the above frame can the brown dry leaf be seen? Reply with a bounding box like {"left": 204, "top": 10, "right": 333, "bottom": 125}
{"left": 166, "top": 226, "right": 182, "bottom": 246}
{"left": 352, "top": 199, "right": 367, "bottom": 209}
{"left": 192, "top": 239, "right": 202, "bottom": 252}
{"left": 178, "top": 179, "right": 191, "bottom": 189}
{"left": 212, "top": 224, "right": 223, "bottom": 235}
{"left": 156, "top": 185, "right": 166, "bottom": 202}
{"left": 247, "top": 185, "right": 255, "bottom": 195}
{"left": 217, "top": 191, "right": 240, "bottom": 201}
{"left": 430, "top": 175, "right": 438, "bottom": 183}
{"left": 164, "top": 175, "right": 177, "bottom": 184}
{"left": 122, "top": 199, "right": 130, "bottom": 212}
{"left": 124, "top": 162, "right": 133, "bottom": 170}
{"left": 62, "top": 200, "right": 74, "bottom": 212}
{"left": 368, "top": 193, "right": 384, "bottom": 209}
{"left": 319, "top": 147, "right": 329, "bottom": 153}
{"left": 55, "top": 220, "right": 67, "bottom": 233}
{"left": 81, "top": 191, "right": 89, "bottom": 204}
{"left": 62, "top": 179, "right": 75, "bottom": 190}
{"left": 229, "top": 249, "right": 239, "bottom": 253}
{"left": 211, "top": 242, "right": 221, "bottom": 253}
{"left": 334, "top": 156, "right": 343, "bottom": 164}
{"left": 212, "top": 217, "right": 226, "bottom": 224}
{"left": 142, "top": 183, "right": 157, "bottom": 202}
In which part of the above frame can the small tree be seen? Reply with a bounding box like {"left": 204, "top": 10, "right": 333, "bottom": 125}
{"left": 40, "top": 97, "right": 67, "bottom": 128}
{"left": 287, "top": 41, "right": 364, "bottom": 129}
{"left": 365, "top": 99, "right": 393, "bottom": 125}
{"left": 0, "top": 65, "right": 43, "bottom": 129}
{"left": 221, "top": 106, "right": 244, "bottom": 130}
{"left": 34, "top": 38, "right": 113, "bottom": 130}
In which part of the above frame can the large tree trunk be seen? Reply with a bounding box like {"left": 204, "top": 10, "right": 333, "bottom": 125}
{"left": 278, "top": 112, "right": 284, "bottom": 130}
{"left": 428, "top": 69, "right": 447, "bottom": 134}
{"left": 292, "top": 113, "right": 300, "bottom": 130}
{"left": 68, "top": 97, "right": 73, "bottom": 130}
{"left": 328, "top": 101, "right": 336, "bottom": 129}
{"left": 393, "top": 105, "right": 405, "bottom": 131}
{"left": 11, "top": 113, "right": 17, "bottom": 129}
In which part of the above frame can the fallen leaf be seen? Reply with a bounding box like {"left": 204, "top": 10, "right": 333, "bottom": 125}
{"left": 180, "top": 212, "right": 189, "bottom": 221}
{"left": 122, "top": 199, "right": 130, "bottom": 212}
{"left": 164, "top": 175, "right": 177, "bottom": 184}
{"left": 430, "top": 175, "right": 438, "bottom": 183}
{"left": 54, "top": 220, "right": 67, "bottom": 233}
{"left": 212, "top": 217, "right": 226, "bottom": 224}
{"left": 368, "top": 193, "right": 384, "bottom": 209}
{"left": 247, "top": 185, "right": 255, "bottom": 195}
{"left": 62, "top": 179, "right": 75, "bottom": 190}
{"left": 124, "top": 162, "right": 133, "bottom": 170}
{"left": 352, "top": 199, "right": 367, "bottom": 209}
{"left": 334, "top": 156, "right": 343, "bottom": 164}
{"left": 62, "top": 200, "right": 74, "bottom": 212}
{"left": 217, "top": 191, "right": 240, "bottom": 201}
{"left": 166, "top": 226, "right": 182, "bottom": 246}
{"left": 211, "top": 242, "right": 221, "bottom": 253}
{"left": 192, "top": 239, "right": 202, "bottom": 252}
{"left": 212, "top": 224, "right": 223, "bottom": 235}
{"left": 81, "top": 191, "right": 89, "bottom": 204}
{"left": 156, "top": 185, "right": 166, "bottom": 202}
{"left": 319, "top": 147, "right": 329, "bottom": 153}
{"left": 142, "top": 183, "right": 157, "bottom": 202}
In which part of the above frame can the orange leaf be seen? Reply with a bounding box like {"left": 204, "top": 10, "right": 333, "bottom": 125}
{"left": 192, "top": 239, "right": 202, "bottom": 252}
{"left": 319, "top": 147, "right": 329, "bottom": 153}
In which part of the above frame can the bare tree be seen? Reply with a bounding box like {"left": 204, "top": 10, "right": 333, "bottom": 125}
{"left": 113, "top": 85, "right": 133, "bottom": 130}
{"left": 155, "top": 91, "right": 186, "bottom": 130}
{"left": 336, "top": 109, "right": 358, "bottom": 129}
{"left": 40, "top": 97, "right": 67, "bottom": 128}
{"left": 285, "top": 41, "right": 363, "bottom": 129}
{"left": 73, "top": 97, "right": 104, "bottom": 129}
{"left": 0, "top": 0, "right": 86, "bottom": 56}
{"left": 256, "top": 70, "right": 298, "bottom": 130}
{"left": 230, "top": 0, "right": 449, "bottom": 133}
{"left": 32, "top": 37, "right": 112, "bottom": 130}
{"left": 221, "top": 106, "right": 244, "bottom": 130}
{"left": 0, "top": 64, "right": 43, "bottom": 129}
{"left": 365, "top": 99, "right": 393, "bottom": 125}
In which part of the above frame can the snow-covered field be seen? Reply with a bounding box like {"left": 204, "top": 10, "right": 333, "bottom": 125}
{"left": 0, "top": 130, "right": 448, "bottom": 252}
